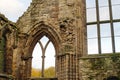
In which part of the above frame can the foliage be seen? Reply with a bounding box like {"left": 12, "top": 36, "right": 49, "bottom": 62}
{"left": 44, "top": 67, "right": 55, "bottom": 78}
{"left": 31, "top": 66, "right": 55, "bottom": 78}
{"left": 31, "top": 68, "right": 41, "bottom": 77}
{"left": 111, "top": 54, "right": 120, "bottom": 62}
{"left": 90, "top": 58, "right": 105, "bottom": 69}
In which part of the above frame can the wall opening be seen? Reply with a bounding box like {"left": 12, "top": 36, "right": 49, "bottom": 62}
{"left": 31, "top": 36, "right": 55, "bottom": 78}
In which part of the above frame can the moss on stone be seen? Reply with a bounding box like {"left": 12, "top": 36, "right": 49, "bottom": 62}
{"left": 0, "top": 37, "right": 6, "bottom": 73}
{"left": 0, "top": 51, "right": 4, "bottom": 72}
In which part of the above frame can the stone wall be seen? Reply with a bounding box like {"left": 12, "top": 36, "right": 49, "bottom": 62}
{"left": 1, "top": 0, "right": 120, "bottom": 80}
{"left": 79, "top": 54, "right": 120, "bottom": 80}
{"left": 15, "top": 0, "right": 87, "bottom": 80}
{"left": 0, "top": 13, "right": 18, "bottom": 76}
{"left": 0, "top": 14, "right": 9, "bottom": 73}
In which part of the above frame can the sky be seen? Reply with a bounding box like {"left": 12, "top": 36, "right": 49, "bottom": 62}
{"left": 0, "top": 0, "right": 32, "bottom": 22}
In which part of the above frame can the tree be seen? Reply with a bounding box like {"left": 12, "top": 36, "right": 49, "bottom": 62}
{"left": 31, "top": 66, "right": 55, "bottom": 78}
{"left": 31, "top": 68, "right": 41, "bottom": 77}
{"left": 44, "top": 66, "right": 55, "bottom": 78}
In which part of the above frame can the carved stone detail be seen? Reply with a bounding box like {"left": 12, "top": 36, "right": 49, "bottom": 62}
{"left": 59, "top": 18, "right": 75, "bottom": 45}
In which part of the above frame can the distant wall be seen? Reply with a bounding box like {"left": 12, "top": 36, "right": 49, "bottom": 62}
{"left": 79, "top": 54, "right": 120, "bottom": 80}
{"left": 0, "top": 13, "right": 17, "bottom": 75}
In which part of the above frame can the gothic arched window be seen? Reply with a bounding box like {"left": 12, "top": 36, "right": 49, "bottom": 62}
{"left": 31, "top": 36, "right": 55, "bottom": 77}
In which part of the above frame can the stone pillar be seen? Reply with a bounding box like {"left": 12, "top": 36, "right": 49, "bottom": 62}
{"left": 58, "top": 0, "right": 86, "bottom": 80}
{"left": 57, "top": 54, "right": 77, "bottom": 80}
{"left": 75, "top": 0, "right": 86, "bottom": 79}
{"left": 76, "top": 0, "right": 87, "bottom": 56}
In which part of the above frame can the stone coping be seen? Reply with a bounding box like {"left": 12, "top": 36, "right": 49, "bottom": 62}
{"left": 0, "top": 13, "right": 16, "bottom": 27}
{"left": 80, "top": 53, "right": 120, "bottom": 59}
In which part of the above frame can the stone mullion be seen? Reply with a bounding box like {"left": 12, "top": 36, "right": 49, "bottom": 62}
{"left": 73, "top": 54, "right": 75, "bottom": 80}
{"left": 59, "top": 56, "right": 61, "bottom": 80}
{"left": 63, "top": 56, "right": 66, "bottom": 78}
{"left": 71, "top": 54, "right": 73, "bottom": 80}
{"left": 64, "top": 55, "right": 66, "bottom": 80}
{"left": 71, "top": 54, "right": 72, "bottom": 80}
{"left": 69, "top": 54, "right": 72, "bottom": 80}
{"left": 60, "top": 56, "right": 62, "bottom": 80}
{"left": 58, "top": 56, "right": 61, "bottom": 79}
{"left": 72, "top": 54, "right": 74, "bottom": 80}
{"left": 59, "top": 56, "right": 62, "bottom": 80}
{"left": 71, "top": 54, "right": 74, "bottom": 80}
{"left": 61, "top": 56, "right": 63, "bottom": 80}
{"left": 61, "top": 56, "right": 63, "bottom": 79}
{"left": 67, "top": 54, "right": 70, "bottom": 80}
{"left": 57, "top": 56, "right": 60, "bottom": 80}
{"left": 63, "top": 55, "right": 65, "bottom": 80}
{"left": 66, "top": 54, "right": 70, "bottom": 80}
{"left": 67, "top": 54, "right": 69, "bottom": 80}
{"left": 74, "top": 55, "right": 76, "bottom": 80}
{"left": 76, "top": 55, "right": 79, "bottom": 80}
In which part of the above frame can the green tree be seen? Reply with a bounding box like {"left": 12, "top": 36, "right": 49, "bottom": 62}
{"left": 31, "top": 68, "right": 41, "bottom": 77}
{"left": 31, "top": 66, "right": 55, "bottom": 78}
{"left": 44, "top": 67, "right": 55, "bottom": 78}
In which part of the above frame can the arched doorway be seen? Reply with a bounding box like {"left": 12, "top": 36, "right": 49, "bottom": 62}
{"left": 31, "top": 36, "right": 56, "bottom": 78}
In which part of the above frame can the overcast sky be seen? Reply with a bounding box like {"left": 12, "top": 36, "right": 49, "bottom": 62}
{"left": 0, "top": 0, "right": 32, "bottom": 22}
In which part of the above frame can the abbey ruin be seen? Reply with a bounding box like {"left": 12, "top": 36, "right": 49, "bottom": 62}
{"left": 0, "top": 0, "right": 120, "bottom": 80}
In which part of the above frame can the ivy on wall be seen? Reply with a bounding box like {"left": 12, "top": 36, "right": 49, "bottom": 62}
{"left": 80, "top": 54, "right": 120, "bottom": 80}
{"left": 0, "top": 37, "right": 6, "bottom": 72}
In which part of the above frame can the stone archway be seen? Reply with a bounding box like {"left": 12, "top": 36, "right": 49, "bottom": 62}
{"left": 22, "top": 22, "right": 61, "bottom": 79}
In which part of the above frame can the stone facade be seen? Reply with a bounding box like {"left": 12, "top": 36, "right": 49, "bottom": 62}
{"left": 14, "top": 0, "right": 86, "bottom": 80}
{"left": 0, "top": 0, "right": 120, "bottom": 80}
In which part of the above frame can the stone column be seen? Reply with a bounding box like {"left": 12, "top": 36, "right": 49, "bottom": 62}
{"left": 58, "top": 0, "right": 86, "bottom": 80}
{"left": 76, "top": 0, "right": 87, "bottom": 56}
{"left": 75, "top": 0, "right": 86, "bottom": 79}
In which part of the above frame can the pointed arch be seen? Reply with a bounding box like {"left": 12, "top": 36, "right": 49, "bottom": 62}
{"left": 24, "top": 21, "right": 61, "bottom": 57}
{"left": 23, "top": 21, "right": 61, "bottom": 77}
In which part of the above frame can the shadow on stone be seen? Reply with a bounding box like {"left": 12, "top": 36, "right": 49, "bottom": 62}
{"left": 28, "top": 78, "right": 58, "bottom": 80}
{"left": 106, "top": 76, "right": 119, "bottom": 80}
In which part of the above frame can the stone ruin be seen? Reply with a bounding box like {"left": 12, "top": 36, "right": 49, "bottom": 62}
{"left": 0, "top": 0, "right": 120, "bottom": 80}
